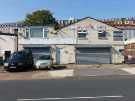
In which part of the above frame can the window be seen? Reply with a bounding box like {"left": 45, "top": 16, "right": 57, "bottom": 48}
{"left": 25, "top": 29, "right": 29, "bottom": 39}
{"left": 98, "top": 31, "right": 107, "bottom": 39}
{"left": 44, "top": 29, "right": 48, "bottom": 38}
{"left": 113, "top": 31, "right": 123, "bottom": 41}
{"left": 77, "top": 30, "right": 88, "bottom": 39}
{"left": 25, "top": 27, "right": 48, "bottom": 38}
{"left": 38, "top": 55, "right": 50, "bottom": 60}
{"left": 9, "top": 52, "right": 25, "bottom": 60}
{"left": 30, "top": 27, "right": 43, "bottom": 38}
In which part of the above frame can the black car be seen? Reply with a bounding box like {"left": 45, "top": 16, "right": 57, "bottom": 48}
{"left": 4, "top": 50, "right": 34, "bottom": 71}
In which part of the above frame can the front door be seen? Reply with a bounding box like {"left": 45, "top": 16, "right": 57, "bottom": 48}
{"left": 56, "top": 48, "right": 61, "bottom": 64}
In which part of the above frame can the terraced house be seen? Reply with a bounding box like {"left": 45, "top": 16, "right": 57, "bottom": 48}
{"left": 19, "top": 17, "right": 124, "bottom": 64}
{"left": 102, "top": 17, "right": 135, "bottom": 63}
{"left": 0, "top": 23, "right": 25, "bottom": 61}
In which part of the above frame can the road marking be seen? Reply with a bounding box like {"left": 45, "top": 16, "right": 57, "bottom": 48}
{"left": 17, "top": 95, "right": 124, "bottom": 101}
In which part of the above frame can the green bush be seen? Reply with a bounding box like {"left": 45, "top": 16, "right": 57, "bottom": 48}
{"left": 0, "top": 57, "right": 3, "bottom": 65}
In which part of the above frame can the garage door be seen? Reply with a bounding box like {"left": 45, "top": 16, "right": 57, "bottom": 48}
{"left": 24, "top": 47, "right": 51, "bottom": 63}
{"left": 76, "top": 47, "right": 111, "bottom": 64}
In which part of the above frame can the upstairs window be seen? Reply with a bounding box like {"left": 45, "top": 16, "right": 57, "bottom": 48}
{"left": 98, "top": 31, "right": 107, "bottom": 40}
{"left": 44, "top": 28, "right": 48, "bottom": 38}
{"left": 30, "top": 27, "right": 43, "bottom": 38}
{"left": 25, "top": 28, "right": 30, "bottom": 39}
{"left": 113, "top": 31, "right": 123, "bottom": 41}
{"left": 77, "top": 30, "right": 88, "bottom": 40}
{"left": 25, "top": 27, "right": 48, "bottom": 38}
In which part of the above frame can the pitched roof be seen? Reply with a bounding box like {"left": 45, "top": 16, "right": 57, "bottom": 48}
{"left": 58, "top": 16, "right": 121, "bottom": 30}
{"left": 101, "top": 17, "right": 135, "bottom": 30}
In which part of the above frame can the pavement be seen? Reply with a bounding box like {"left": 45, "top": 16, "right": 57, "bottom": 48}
{"left": 0, "top": 64, "right": 135, "bottom": 80}
{"left": 74, "top": 68, "right": 135, "bottom": 77}
{"left": 66, "top": 64, "right": 135, "bottom": 69}
{"left": 0, "top": 76, "right": 135, "bottom": 101}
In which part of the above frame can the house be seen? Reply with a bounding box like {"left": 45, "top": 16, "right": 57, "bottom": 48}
{"left": 102, "top": 17, "right": 135, "bottom": 41}
{"left": 0, "top": 23, "right": 25, "bottom": 60}
{"left": 19, "top": 26, "right": 76, "bottom": 64}
{"left": 0, "top": 22, "right": 24, "bottom": 34}
{"left": 102, "top": 17, "right": 135, "bottom": 63}
{"left": 20, "top": 17, "right": 124, "bottom": 64}
{"left": 0, "top": 32, "right": 17, "bottom": 60}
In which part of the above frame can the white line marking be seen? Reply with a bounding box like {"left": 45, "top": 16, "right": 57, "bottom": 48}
{"left": 80, "top": 74, "right": 134, "bottom": 77}
{"left": 17, "top": 95, "right": 124, "bottom": 101}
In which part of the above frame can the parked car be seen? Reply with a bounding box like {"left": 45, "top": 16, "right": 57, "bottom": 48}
{"left": 35, "top": 54, "right": 52, "bottom": 70}
{"left": 4, "top": 50, "right": 34, "bottom": 71}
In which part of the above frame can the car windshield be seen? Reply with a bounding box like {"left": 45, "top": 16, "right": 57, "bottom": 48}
{"left": 38, "top": 55, "right": 50, "bottom": 60}
{"left": 9, "top": 52, "right": 25, "bottom": 60}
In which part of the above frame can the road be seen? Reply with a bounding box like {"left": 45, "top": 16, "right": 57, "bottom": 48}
{"left": 0, "top": 76, "right": 135, "bottom": 101}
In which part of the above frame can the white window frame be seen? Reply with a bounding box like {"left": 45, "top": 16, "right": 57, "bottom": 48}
{"left": 30, "top": 27, "right": 44, "bottom": 38}
{"left": 25, "top": 28, "right": 30, "bottom": 39}
{"left": 25, "top": 27, "right": 49, "bottom": 39}
{"left": 43, "top": 28, "right": 49, "bottom": 38}
{"left": 77, "top": 30, "right": 88, "bottom": 40}
{"left": 98, "top": 30, "right": 107, "bottom": 39}
{"left": 113, "top": 31, "right": 123, "bottom": 41}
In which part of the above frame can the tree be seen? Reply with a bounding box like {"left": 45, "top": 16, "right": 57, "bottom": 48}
{"left": 24, "top": 10, "right": 59, "bottom": 29}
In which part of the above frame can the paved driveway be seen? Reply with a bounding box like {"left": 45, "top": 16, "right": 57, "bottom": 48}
{"left": 74, "top": 68, "right": 133, "bottom": 77}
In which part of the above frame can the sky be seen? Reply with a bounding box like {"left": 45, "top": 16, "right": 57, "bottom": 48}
{"left": 0, "top": 0, "right": 135, "bottom": 23}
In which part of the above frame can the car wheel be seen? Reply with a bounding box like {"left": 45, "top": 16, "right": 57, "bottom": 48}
{"left": 49, "top": 66, "right": 53, "bottom": 70}
{"left": 4, "top": 66, "right": 7, "bottom": 70}
{"left": 35, "top": 65, "right": 40, "bottom": 70}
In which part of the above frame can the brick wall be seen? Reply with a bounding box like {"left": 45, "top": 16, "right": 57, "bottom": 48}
{"left": 125, "top": 43, "right": 135, "bottom": 63}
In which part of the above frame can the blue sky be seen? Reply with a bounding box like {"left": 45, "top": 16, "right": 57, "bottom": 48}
{"left": 0, "top": 0, "right": 135, "bottom": 23}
